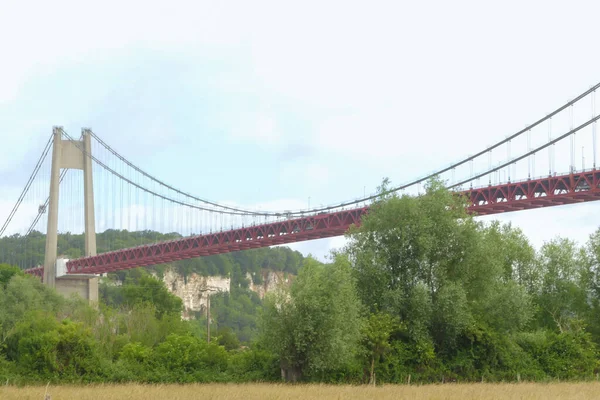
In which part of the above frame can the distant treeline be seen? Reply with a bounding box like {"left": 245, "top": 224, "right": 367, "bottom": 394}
{"left": 0, "top": 229, "right": 304, "bottom": 278}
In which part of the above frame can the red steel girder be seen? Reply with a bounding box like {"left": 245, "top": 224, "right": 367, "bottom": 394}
{"left": 462, "top": 170, "right": 600, "bottom": 216}
{"left": 66, "top": 207, "right": 368, "bottom": 274}
{"left": 23, "top": 266, "right": 44, "bottom": 278}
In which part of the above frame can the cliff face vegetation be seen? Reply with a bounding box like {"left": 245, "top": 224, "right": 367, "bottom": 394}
{"left": 97, "top": 244, "right": 303, "bottom": 342}
{"left": 1, "top": 229, "right": 303, "bottom": 338}
{"left": 146, "top": 268, "right": 292, "bottom": 320}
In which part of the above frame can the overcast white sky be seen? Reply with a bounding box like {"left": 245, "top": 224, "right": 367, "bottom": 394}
{"left": 1, "top": 0, "right": 600, "bottom": 259}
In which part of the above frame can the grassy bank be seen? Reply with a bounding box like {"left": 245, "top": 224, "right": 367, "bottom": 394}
{"left": 2, "top": 382, "right": 600, "bottom": 400}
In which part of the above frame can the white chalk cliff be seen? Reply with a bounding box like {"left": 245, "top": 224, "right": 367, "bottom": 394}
{"left": 150, "top": 269, "right": 293, "bottom": 319}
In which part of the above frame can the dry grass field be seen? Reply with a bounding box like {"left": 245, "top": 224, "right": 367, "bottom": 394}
{"left": 1, "top": 382, "right": 600, "bottom": 400}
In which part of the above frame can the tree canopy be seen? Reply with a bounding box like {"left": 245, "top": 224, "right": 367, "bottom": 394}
{"left": 261, "top": 256, "right": 362, "bottom": 381}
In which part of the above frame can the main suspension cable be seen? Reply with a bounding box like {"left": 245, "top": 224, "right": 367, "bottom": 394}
{"left": 0, "top": 134, "right": 53, "bottom": 237}
{"left": 84, "top": 115, "right": 600, "bottom": 218}
{"left": 25, "top": 168, "right": 69, "bottom": 235}
{"left": 62, "top": 130, "right": 273, "bottom": 217}
{"left": 89, "top": 131, "right": 278, "bottom": 216}
{"left": 449, "top": 114, "right": 600, "bottom": 189}
{"left": 24, "top": 132, "right": 84, "bottom": 236}
{"left": 91, "top": 82, "right": 600, "bottom": 216}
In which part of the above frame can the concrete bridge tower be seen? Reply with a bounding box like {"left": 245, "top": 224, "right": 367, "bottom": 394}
{"left": 43, "top": 127, "right": 98, "bottom": 302}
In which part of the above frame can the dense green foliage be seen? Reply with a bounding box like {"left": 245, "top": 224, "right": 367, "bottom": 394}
{"left": 210, "top": 280, "right": 263, "bottom": 343}
{"left": 261, "top": 256, "right": 363, "bottom": 381}
{"left": 340, "top": 178, "right": 600, "bottom": 383}
{"left": 1, "top": 177, "right": 600, "bottom": 384}
{"left": 1, "top": 230, "right": 302, "bottom": 347}
{"left": 97, "top": 245, "right": 300, "bottom": 343}
{"left": 0, "top": 264, "right": 280, "bottom": 384}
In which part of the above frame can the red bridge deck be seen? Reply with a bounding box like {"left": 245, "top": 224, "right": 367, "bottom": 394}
{"left": 463, "top": 169, "right": 600, "bottom": 215}
{"left": 66, "top": 207, "right": 368, "bottom": 274}
{"left": 25, "top": 170, "right": 600, "bottom": 277}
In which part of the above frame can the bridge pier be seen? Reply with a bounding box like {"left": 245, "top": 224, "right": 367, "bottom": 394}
{"left": 56, "top": 275, "right": 99, "bottom": 302}
{"left": 44, "top": 127, "right": 98, "bottom": 303}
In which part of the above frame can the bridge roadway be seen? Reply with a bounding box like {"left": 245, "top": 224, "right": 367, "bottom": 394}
{"left": 25, "top": 169, "right": 600, "bottom": 278}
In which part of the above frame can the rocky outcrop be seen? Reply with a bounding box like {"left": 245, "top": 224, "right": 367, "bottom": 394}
{"left": 151, "top": 269, "right": 293, "bottom": 319}
{"left": 246, "top": 270, "right": 293, "bottom": 299}
{"left": 153, "top": 269, "right": 230, "bottom": 320}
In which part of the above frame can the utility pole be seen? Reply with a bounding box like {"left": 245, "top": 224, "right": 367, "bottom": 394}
{"left": 207, "top": 293, "right": 211, "bottom": 343}
{"left": 200, "top": 285, "right": 219, "bottom": 343}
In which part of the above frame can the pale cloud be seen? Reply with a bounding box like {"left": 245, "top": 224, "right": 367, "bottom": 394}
{"left": 277, "top": 163, "right": 331, "bottom": 194}
{"left": 0, "top": 118, "right": 53, "bottom": 174}
{"left": 0, "top": 77, "right": 22, "bottom": 105}
{"left": 226, "top": 112, "right": 282, "bottom": 146}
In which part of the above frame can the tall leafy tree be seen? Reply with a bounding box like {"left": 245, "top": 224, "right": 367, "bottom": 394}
{"left": 362, "top": 312, "right": 397, "bottom": 384}
{"left": 345, "top": 178, "right": 536, "bottom": 356}
{"left": 581, "top": 229, "right": 600, "bottom": 341}
{"left": 261, "top": 255, "right": 362, "bottom": 381}
{"left": 347, "top": 178, "right": 477, "bottom": 313}
{"left": 346, "top": 178, "right": 480, "bottom": 347}
{"left": 0, "top": 264, "right": 23, "bottom": 288}
{"left": 535, "top": 238, "right": 588, "bottom": 333}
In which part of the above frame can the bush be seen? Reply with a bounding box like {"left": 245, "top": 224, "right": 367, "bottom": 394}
{"left": 150, "top": 334, "right": 229, "bottom": 382}
{"left": 227, "top": 348, "right": 280, "bottom": 381}
{"left": 4, "top": 312, "right": 104, "bottom": 381}
{"left": 516, "top": 330, "right": 599, "bottom": 380}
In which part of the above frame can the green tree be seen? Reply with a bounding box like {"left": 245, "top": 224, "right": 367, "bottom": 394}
{"left": 431, "top": 282, "right": 473, "bottom": 351}
{"left": 344, "top": 177, "right": 540, "bottom": 372}
{"left": 0, "top": 275, "right": 64, "bottom": 343}
{"left": 5, "top": 312, "right": 102, "bottom": 380}
{"left": 346, "top": 179, "right": 481, "bottom": 347}
{"left": 216, "top": 326, "right": 241, "bottom": 350}
{"left": 151, "top": 334, "right": 228, "bottom": 382}
{"left": 482, "top": 222, "right": 537, "bottom": 287}
{"left": 362, "top": 312, "right": 396, "bottom": 384}
{"left": 348, "top": 178, "right": 477, "bottom": 314}
{"left": 0, "top": 264, "right": 23, "bottom": 288}
{"left": 102, "top": 272, "right": 182, "bottom": 318}
{"left": 535, "top": 238, "right": 586, "bottom": 333}
{"left": 261, "top": 255, "right": 363, "bottom": 381}
{"left": 580, "top": 229, "right": 600, "bottom": 343}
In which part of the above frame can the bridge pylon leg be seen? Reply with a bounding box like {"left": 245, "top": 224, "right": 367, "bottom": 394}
{"left": 43, "top": 127, "right": 98, "bottom": 303}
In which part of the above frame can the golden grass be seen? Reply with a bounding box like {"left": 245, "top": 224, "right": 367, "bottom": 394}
{"left": 1, "top": 382, "right": 600, "bottom": 400}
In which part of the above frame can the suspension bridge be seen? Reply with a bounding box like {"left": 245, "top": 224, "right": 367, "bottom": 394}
{"left": 1, "top": 82, "right": 599, "bottom": 301}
